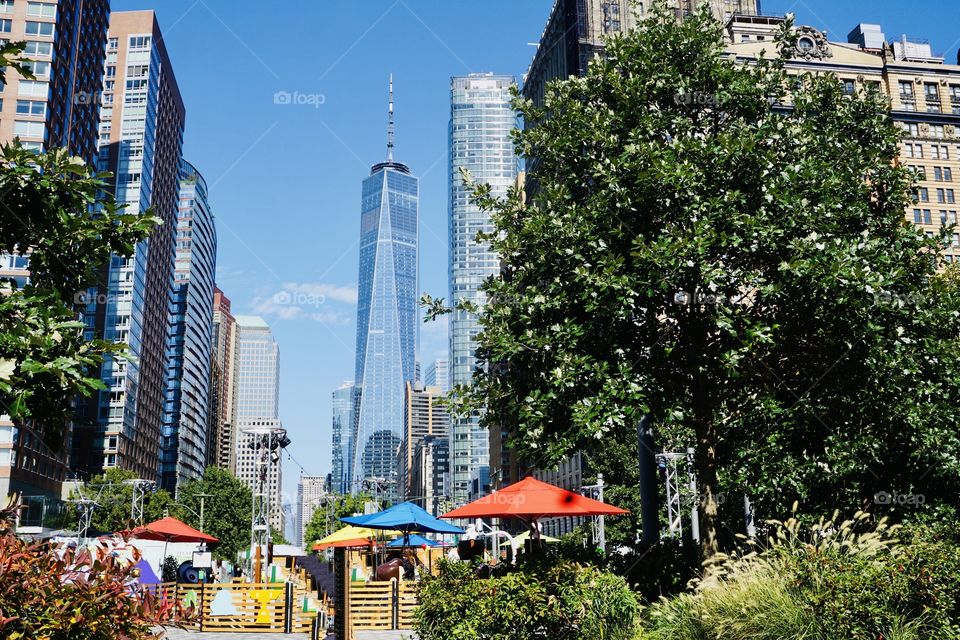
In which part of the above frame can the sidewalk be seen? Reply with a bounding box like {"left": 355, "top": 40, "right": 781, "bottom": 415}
{"left": 158, "top": 628, "right": 415, "bottom": 640}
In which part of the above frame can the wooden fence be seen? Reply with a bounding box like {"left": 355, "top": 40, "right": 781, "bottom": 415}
{"left": 349, "top": 579, "right": 417, "bottom": 631}
{"left": 143, "top": 582, "right": 319, "bottom": 634}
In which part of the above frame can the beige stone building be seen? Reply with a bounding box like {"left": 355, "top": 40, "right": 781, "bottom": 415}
{"left": 728, "top": 17, "right": 960, "bottom": 261}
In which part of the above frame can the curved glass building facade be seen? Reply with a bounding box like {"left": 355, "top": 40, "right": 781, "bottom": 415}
{"left": 161, "top": 160, "right": 216, "bottom": 494}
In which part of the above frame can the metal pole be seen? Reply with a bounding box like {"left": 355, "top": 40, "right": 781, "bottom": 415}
{"left": 687, "top": 448, "right": 700, "bottom": 544}
{"left": 596, "top": 474, "right": 606, "bottom": 553}
{"left": 637, "top": 416, "right": 660, "bottom": 545}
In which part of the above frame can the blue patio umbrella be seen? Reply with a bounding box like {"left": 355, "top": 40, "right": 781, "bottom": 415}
{"left": 341, "top": 501, "right": 464, "bottom": 537}
{"left": 386, "top": 534, "right": 442, "bottom": 548}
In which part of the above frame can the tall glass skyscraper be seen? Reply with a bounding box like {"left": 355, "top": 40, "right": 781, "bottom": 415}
{"left": 160, "top": 160, "right": 217, "bottom": 494}
{"left": 330, "top": 381, "right": 354, "bottom": 495}
{"left": 73, "top": 11, "right": 186, "bottom": 482}
{"left": 351, "top": 77, "right": 419, "bottom": 495}
{"left": 448, "top": 74, "right": 518, "bottom": 504}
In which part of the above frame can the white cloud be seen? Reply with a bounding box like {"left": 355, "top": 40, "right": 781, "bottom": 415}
{"left": 250, "top": 281, "right": 357, "bottom": 325}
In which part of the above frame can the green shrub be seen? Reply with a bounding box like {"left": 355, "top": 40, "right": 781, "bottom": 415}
{"left": 415, "top": 559, "right": 640, "bottom": 640}
{"left": 638, "top": 513, "right": 960, "bottom": 640}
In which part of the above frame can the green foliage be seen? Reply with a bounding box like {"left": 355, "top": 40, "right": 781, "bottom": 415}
{"left": 0, "top": 143, "right": 158, "bottom": 438}
{"left": 160, "top": 556, "right": 179, "bottom": 584}
{"left": 304, "top": 493, "right": 372, "bottom": 547}
{"left": 610, "top": 538, "right": 695, "bottom": 603}
{"left": 174, "top": 466, "right": 252, "bottom": 561}
{"left": 415, "top": 559, "right": 641, "bottom": 640}
{"left": 445, "top": 0, "right": 960, "bottom": 556}
{"left": 0, "top": 500, "right": 181, "bottom": 640}
{"left": 638, "top": 514, "right": 960, "bottom": 639}
{"left": 65, "top": 469, "right": 173, "bottom": 535}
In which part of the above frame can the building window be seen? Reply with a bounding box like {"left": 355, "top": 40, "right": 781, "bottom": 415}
{"left": 937, "top": 188, "right": 946, "bottom": 204}
{"left": 16, "top": 80, "right": 47, "bottom": 98}
{"left": 24, "top": 21, "right": 54, "bottom": 37}
{"left": 899, "top": 81, "right": 916, "bottom": 111}
{"left": 0, "top": 19, "right": 11, "bottom": 33}
{"left": 951, "top": 84, "right": 960, "bottom": 115}
{"left": 26, "top": 2, "right": 56, "bottom": 18}
{"left": 22, "top": 60, "right": 49, "bottom": 77}
{"left": 923, "top": 209, "right": 932, "bottom": 224}
{"left": 925, "top": 83, "right": 941, "bottom": 113}
{"left": 15, "top": 99, "right": 45, "bottom": 116}
{"left": 949, "top": 189, "right": 956, "bottom": 204}
{"left": 842, "top": 79, "right": 855, "bottom": 96}
{"left": 0, "top": 1, "right": 12, "bottom": 14}
{"left": 128, "top": 35, "right": 151, "bottom": 50}
{"left": 23, "top": 41, "right": 53, "bottom": 57}
{"left": 14, "top": 120, "right": 45, "bottom": 138}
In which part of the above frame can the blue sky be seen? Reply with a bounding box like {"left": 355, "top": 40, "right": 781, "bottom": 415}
{"left": 108, "top": 0, "right": 960, "bottom": 509}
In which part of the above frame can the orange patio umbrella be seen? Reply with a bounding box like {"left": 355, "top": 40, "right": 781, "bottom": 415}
{"left": 441, "top": 476, "right": 628, "bottom": 540}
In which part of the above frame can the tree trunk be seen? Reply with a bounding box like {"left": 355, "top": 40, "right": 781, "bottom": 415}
{"left": 694, "top": 421, "right": 721, "bottom": 564}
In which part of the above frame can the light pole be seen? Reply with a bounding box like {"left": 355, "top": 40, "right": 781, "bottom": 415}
{"left": 171, "top": 493, "right": 212, "bottom": 533}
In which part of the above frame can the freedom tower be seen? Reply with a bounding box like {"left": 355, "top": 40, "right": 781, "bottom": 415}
{"left": 350, "top": 76, "right": 420, "bottom": 496}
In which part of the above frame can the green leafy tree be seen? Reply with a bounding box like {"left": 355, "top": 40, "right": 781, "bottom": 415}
{"left": 304, "top": 493, "right": 372, "bottom": 546}
{"left": 439, "top": 3, "right": 960, "bottom": 561}
{"left": 174, "top": 466, "right": 252, "bottom": 561}
{"left": 66, "top": 469, "right": 173, "bottom": 534}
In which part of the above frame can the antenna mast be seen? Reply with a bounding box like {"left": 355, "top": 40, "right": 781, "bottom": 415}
{"left": 387, "top": 74, "right": 395, "bottom": 162}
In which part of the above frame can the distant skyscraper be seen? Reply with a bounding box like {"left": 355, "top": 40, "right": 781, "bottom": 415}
{"left": 0, "top": 0, "right": 110, "bottom": 504}
{"left": 231, "top": 315, "right": 281, "bottom": 530}
{"left": 234, "top": 315, "right": 280, "bottom": 424}
{"left": 160, "top": 160, "right": 217, "bottom": 494}
{"left": 207, "top": 287, "right": 237, "bottom": 471}
{"left": 296, "top": 474, "right": 327, "bottom": 547}
{"left": 398, "top": 382, "right": 449, "bottom": 501}
{"left": 423, "top": 359, "right": 450, "bottom": 393}
{"left": 73, "top": 11, "right": 186, "bottom": 482}
{"left": 330, "top": 381, "right": 354, "bottom": 495}
{"left": 448, "top": 74, "right": 518, "bottom": 504}
{"left": 350, "top": 77, "right": 419, "bottom": 494}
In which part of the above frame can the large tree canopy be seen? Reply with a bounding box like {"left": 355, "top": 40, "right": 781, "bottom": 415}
{"left": 175, "top": 466, "right": 253, "bottom": 561}
{"left": 445, "top": 4, "right": 960, "bottom": 559}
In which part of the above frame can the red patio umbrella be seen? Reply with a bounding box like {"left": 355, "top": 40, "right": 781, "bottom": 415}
{"left": 130, "top": 517, "right": 218, "bottom": 544}
{"left": 441, "top": 476, "right": 628, "bottom": 541}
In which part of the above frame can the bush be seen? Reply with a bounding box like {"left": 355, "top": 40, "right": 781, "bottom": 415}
{"left": 415, "top": 559, "right": 641, "bottom": 640}
{"left": 0, "top": 500, "right": 182, "bottom": 640}
{"left": 638, "top": 513, "right": 960, "bottom": 640}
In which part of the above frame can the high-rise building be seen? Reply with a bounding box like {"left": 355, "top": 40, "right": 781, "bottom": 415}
{"left": 296, "top": 474, "right": 327, "bottom": 547}
{"left": 397, "top": 382, "right": 449, "bottom": 501}
{"left": 350, "top": 77, "right": 419, "bottom": 494}
{"left": 330, "top": 381, "right": 354, "bottom": 495}
{"left": 423, "top": 359, "right": 450, "bottom": 393}
{"left": 0, "top": 0, "right": 110, "bottom": 164}
{"left": 726, "top": 19, "right": 960, "bottom": 263}
{"left": 0, "top": 0, "right": 111, "bottom": 508}
{"left": 231, "top": 315, "right": 282, "bottom": 529}
{"left": 160, "top": 160, "right": 216, "bottom": 494}
{"left": 410, "top": 436, "right": 449, "bottom": 516}
{"left": 448, "top": 74, "right": 518, "bottom": 504}
{"left": 207, "top": 287, "right": 237, "bottom": 471}
{"left": 523, "top": 1, "right": 762, "bottom": 108}
{"left": 234, "top": 315, "right": 280, "bottom": 424}
{"left": 73, "top": 10, "right": 186, "bottom": 483}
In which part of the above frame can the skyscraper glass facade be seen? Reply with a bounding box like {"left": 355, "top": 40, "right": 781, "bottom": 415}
{"left": 73, "top": 12, "right": 186, "bottom": 482}
{"left": 351, "top": 127, "right": 419, "bottom": 493}
{"left": 330, "top": 381, "right": 354, "bottom": 495}
{"left": 160, "top": 160, "right": 216, "bottom": 494}
{"left": 448, "top": 74, "right": 518, "bottom": 503}
{"left": 234, "top": 316, "right": 280, "bottom": 422}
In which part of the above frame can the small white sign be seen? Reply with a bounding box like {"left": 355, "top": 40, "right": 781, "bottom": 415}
{"left": 192, "top": 551, "right": 213, "bottom": 568}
